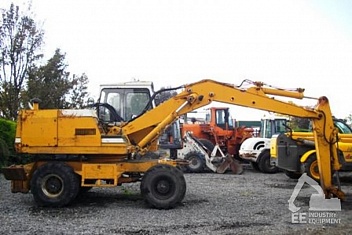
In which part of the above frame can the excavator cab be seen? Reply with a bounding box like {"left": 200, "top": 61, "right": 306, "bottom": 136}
{"left": 98, "top": 81, "right": 155, "bottom": 122}
{"left": 98, "top": 80, "right": 183, "bottom": 156}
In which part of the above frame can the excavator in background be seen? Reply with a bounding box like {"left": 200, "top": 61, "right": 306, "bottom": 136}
{"left": 2, "top": 79, "right": 346, "bottom": 209}
{"left": 270, "top": 117, "right": 352, "bottom": 180}
{"left": 159, "top": 128, "right": 245, "bottom": 174}
{"left": 239, "top": 115, "right": 288, "bottom": 173}
{"left": 179, "top": 131, "right": 244, "bottom": 174}
{"left": 179, "top": 107, "right": 253, "bottom": 172}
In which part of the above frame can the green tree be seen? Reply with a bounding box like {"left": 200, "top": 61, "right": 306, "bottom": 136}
{"left": 0, "top": 118, "right": 16, "bottom": 167}
{"left": 67, "top": 73, "right": 89, "bottom": 109}
{"left": 289, "top": 116, "right": 310, "bottom": 132}
{"left": 23, "top": 49, "right": 89, "bottom": 109}
{"left": 0, "top": 3, "right": 44, "bottom": 120}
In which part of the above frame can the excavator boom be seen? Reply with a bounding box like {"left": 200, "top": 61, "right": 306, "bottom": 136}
{"left": 124, "top": 79, "right": 341, "bottom": 199}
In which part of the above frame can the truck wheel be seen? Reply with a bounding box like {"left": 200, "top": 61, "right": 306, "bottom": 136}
{"left": 258, "top": 150, "right": 278, "bottom": 174}
{"left": 250, "top": 162, "right": 261, "bottom": 172}
{"left": 184, "top": 151, "right": 205, "bottom": 173}
{"left": 304, "top": 154, "right": 320, "bottom": 181}
{"left": 31, "top": 162, "right": 80, "bottom": 207}
{"left": 284, "top": 170, "right": 302, "bottom": 179}
{"left": 141, "top": 164, "right": 186, "bottom": 209}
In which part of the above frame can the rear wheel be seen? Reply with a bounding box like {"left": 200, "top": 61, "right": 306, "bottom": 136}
{"left": 305, "top": 154, "right": 320, "bottom": 181}
{"left": 140, "top": 164, "right": 186, "bottom": 209}
{"left": 31, "top": 162, "right": 80, "bottom": 207}
{"left": 258, "top": 150, "right": 278, "bottom": 173}
{"left": 184, "top": 151, "right": 205, "bottom": 173}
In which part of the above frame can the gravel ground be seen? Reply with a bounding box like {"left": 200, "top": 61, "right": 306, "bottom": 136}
{"left": 1, "top": 165, "right": 352, "bottom": 235}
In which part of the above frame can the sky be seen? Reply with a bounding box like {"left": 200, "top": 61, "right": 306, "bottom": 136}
{"left": 1, "top": 0, "right": 352, "bottom": 121}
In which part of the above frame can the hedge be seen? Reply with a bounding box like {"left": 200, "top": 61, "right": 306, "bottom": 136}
{"left": 0, "top": 118, "right": 16, "bottom": 167}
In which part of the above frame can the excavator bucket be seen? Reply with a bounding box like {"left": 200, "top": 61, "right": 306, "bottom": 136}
{"left": 216, "top": 156, "right": 244, "bottom": 174}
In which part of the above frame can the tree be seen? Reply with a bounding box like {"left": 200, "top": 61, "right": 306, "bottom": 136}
{"left": 0, "top": 118, "right": 15, "bottom": 167}
{"left": 66, "top": 73, "right": 89, "bottom": 109}
{"left": 23, "top": 49, "right": 89, "bottom": 109}
{"left": 0, "top": 3, "right": 44, "bottom": 120}
{"left": 289, "top": 116, "right": 310, "bottom": 132}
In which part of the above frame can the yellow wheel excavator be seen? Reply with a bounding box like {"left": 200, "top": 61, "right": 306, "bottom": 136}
{"left": 2, "top": 79, "right": 346, "bottom": 208}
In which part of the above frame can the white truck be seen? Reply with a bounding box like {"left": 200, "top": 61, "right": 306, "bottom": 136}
{"left": 239, "top": 115, "right": 288, "bottom": 173}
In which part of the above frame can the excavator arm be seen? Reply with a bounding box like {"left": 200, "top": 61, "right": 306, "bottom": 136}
{"left": 123, "top": 79, "right": 342, "bottom": 200}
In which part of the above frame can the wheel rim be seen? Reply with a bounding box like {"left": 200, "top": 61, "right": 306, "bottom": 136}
{"left": 310, "top": 160, "right": 320, "bottom": 180}
{"left": 41, "top": 174, "right": 64, "bottom": 198}
{"left": 152, "top": 176, "right": 175, "bottom": 199}
{"left": 189, "top": 155, "right": 201, "bottom": 169}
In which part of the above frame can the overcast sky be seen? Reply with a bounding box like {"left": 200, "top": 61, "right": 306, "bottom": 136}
{"left": 1, "top": 0, "right": 352, "bottom": 120}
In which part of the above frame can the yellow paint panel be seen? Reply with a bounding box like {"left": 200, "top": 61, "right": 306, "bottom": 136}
{"left": 20, "top": 110, "right": 58, "bottom": 146}
{"left": 58, "top": 116, "right": 101, "bottom": 147}
{"left": 82, "top": 164, "right": 117, "bottom": 179}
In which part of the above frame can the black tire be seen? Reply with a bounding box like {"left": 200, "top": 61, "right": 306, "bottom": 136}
{"left": 258, "top": 150, "right": 278, "bottom": 174}
{"left": 184, "top": 151, "right": 206, "bottom": 173}
{"left": 140, "top": 164, "right": 186, "bottom": 209}
{"left": 250, "top": 162, "right": 261, "bottom": 172}
{"left": 284, "top": 170, "right": 302, "bottom": 179}
{"left": 198, "top": 139, "right": 215, "bottom": 152}
{"left": 31, "top": 162, "right": 80, "bottom": 207}
{"left": 304, "top": 154, "right": 320, "bottom": 181}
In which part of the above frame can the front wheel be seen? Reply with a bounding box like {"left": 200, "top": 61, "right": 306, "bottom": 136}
{"left": 31, "top": 162, "right": 80, "bottom": 207}
{"left": 304, "top": 154, "right": 320, "bottom": 181}
{"left": 140, "top": 164, "right": 186, "bottom": 209}
{"left": 184, "top": 151, "right": 205, "bottom": 173}
{"left": 258, "top": 150, "right": 278, "bottom": 174}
